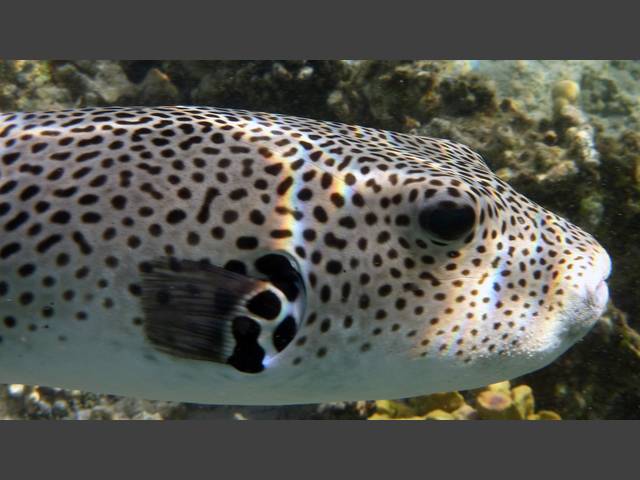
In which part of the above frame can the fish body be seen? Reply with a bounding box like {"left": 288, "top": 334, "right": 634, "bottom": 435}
{"left": 0, "top": 106, "right": 611, "bottom": 405}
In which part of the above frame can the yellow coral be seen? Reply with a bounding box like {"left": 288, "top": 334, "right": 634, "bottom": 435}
{"left": 511, "top": 385, "right": 535, "bottom": 419}
{"left": 528, "top": 411, "right": 562, "bottom": 421}
{"left": 368, "top": 382, "right": 561, "bottom": 421}
{"left": 372, "top": 399, "right": 416, "bottom": 419}
{"left": 423, "top": 409, "right": 456, "bottom": 420}
{"left": 475, "top": 390, "right": 522, "bottom": 420}
{"left": 552, "top": 79, "right": 580, "bottom": 104}
{"left": 406, "top": 391, "right": 465, "bottom": 415}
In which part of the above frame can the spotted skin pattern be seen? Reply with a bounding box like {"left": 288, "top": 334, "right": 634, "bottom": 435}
{"left": 0, "top": 106, "right": 611, "bottom": 404}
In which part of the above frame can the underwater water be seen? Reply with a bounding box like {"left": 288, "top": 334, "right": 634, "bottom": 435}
{"left": 0, "top": 60, "right": 638, "bottom": 419}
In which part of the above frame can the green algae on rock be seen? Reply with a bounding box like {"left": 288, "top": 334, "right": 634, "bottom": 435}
{"left": 523, "top": 307, "right": 640, "bottom": 419}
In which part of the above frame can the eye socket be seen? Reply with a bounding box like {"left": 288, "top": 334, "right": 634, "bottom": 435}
{"left": 418, "top": 201, "right": 476, "bottom": 241}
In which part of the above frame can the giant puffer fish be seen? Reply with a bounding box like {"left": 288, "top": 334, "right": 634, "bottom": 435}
{"left": 0, "top": 106, "right": 611, "bottom": 405}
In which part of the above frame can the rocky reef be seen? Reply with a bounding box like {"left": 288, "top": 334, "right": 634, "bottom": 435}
{"left": 369, "top": 381, "right": 561, "bottom": 420}
{"left": 0, "top": 383, "right": 368, "bottom": 420}
{"left": 1, "top": 60, "right": 639, "bottom": 419}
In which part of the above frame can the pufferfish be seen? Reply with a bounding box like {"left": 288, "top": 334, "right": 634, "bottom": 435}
{"left": 0, "top": 106, "right": 611, "bottom": 405}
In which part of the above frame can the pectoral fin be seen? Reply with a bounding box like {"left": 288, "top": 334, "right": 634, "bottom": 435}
{"left": 140, "top": 256, "right": 304, "bottom": 374}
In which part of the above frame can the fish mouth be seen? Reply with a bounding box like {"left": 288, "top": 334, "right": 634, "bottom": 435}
{"left": 592, "top": 278, "right": 609, "bottom": 314}
{"left": 558, "top": 251, "right": 611, "bottom": 346}
{"left": 588, "top": 251, "right": 612, "bottom": 316}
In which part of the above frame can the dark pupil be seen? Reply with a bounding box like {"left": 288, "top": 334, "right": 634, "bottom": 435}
{"left": 419, "top": 202, "right": 476, "bottom": 241}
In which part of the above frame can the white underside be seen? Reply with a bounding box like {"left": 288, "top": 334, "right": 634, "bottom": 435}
{"left": 0, "top": 323, "right": 571, "bottom": 405}
{"left": 0, "top": 276, "right": 605, "bottom": 405}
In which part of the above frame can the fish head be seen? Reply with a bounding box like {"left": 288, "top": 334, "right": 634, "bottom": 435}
{"left": 343, "top": 137, "right": 611, "bottom": 375}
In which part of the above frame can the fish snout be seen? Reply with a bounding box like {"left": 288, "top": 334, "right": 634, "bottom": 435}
{"left": 587, "top": 250, "right": 612, "bottom": 315}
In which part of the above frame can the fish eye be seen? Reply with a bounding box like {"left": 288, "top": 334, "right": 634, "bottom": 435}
{"left": 418, "top": 201, "right": 476, "bottom": 241}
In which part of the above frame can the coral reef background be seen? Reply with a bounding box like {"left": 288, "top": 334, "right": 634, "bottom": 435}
{"left": 1, "top": 60, "right": 639, "bottom": 420}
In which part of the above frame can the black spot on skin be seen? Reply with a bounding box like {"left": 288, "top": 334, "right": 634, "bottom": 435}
{"left": 0, "top": 242, "right": 21, "bottom": 259}
{"left": 326, "top": 260, "right": 343, "bottom": 275}
{"left": 303, "top": 229, "right": 316, "bottom": 242}
{"left": 320, "top": 285, "right": 331, "bottom": 303}
{"left": 35, "top": 201, "right": 51, "bottom": 213}
{"left": 4, "top": 212, "right": 29, "bottom": 232}
{"left": 313, "top": 206, "right": 328, "bottom": 223}
{"left": 229, "top": 188, "right": 248, "bottom": 201}
{"left": 324, "top": 233, "right": 347, "bottom": 251}
{"left": 247, "top": 290, "right": 282, "bottom": 320}
{"left": 270, "top": 229, "right": 292, "bottom": 239}
{"left": 2, "top": 152, "right": 20, "bottom": 165}
{"left": 19, "top": 185, "right": 40, "bottom": 201}
{"left": 210, "top": 226, "right": 224, "bottom": 239}
{"left": 196, "top": 187, "right": 220, "bottom": 224}
{"left": 17, "top": 264, "right": 36, "bottom": 277}
{"left": 89, "top": 174, "right": 108, "bottom": 187}
{"left": 321, "top": 173, "right": 333, "bottom": 190}
{"left": 273, "top": 316, "right": 297, "bottom": 352}
{"left": 228, "top": 316, "right": 265, "bottom": 373}
{"left": 265, "top": 163, "right": 283, "bottom": 176}
{"left": 249, "top": 209, "right": 265, "bottom": 225}
{"left": 166, "top": 209, "right": 187, "bottom": 224}
{"left": 111, "top": 195, "right": 127, "bottom": 210}
{"left": 31, "top": 142, "right": 48, "bottom": 154}
{"left": 236, "top": 236, "right": 258, "bottom": 250}
{"left": 223, "top": 210, "right": 239, "bottom": 224}
{"left": 297, "top": 188, "right": 312, "bottom": 201}
{"left": 78, "top": 194, "right": 99, "bottom": 205}
{"left": 81, "top": 212, "right": 102, "bottom": 223}
{"left": 339, "top": 216, "right": 356, "bottom": 229}
{"left": 255, "top": 254, "right": 302, "bottom": 302}
{"left": 223, "top": 260, "right": 247, "bottom": 275}
{"left": 211, "top": 133, "right": 225, "bottom": 144}
{"left": 0, "top": 181, "right": 17, "bottom": 195}
{"left": 276, "top": 177, "right": 294, "bottom": 195}
{"left": 50, "top": 210, "right": 71, "bottom": 224}
{"left": 320, "top": 318, "right": 331, "bottom": 333}
{"left": 37, "top": 234, "right": 63, "bottom": 253}
{"left": 19, "top": 292, "right": 34, "bottom": 305}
